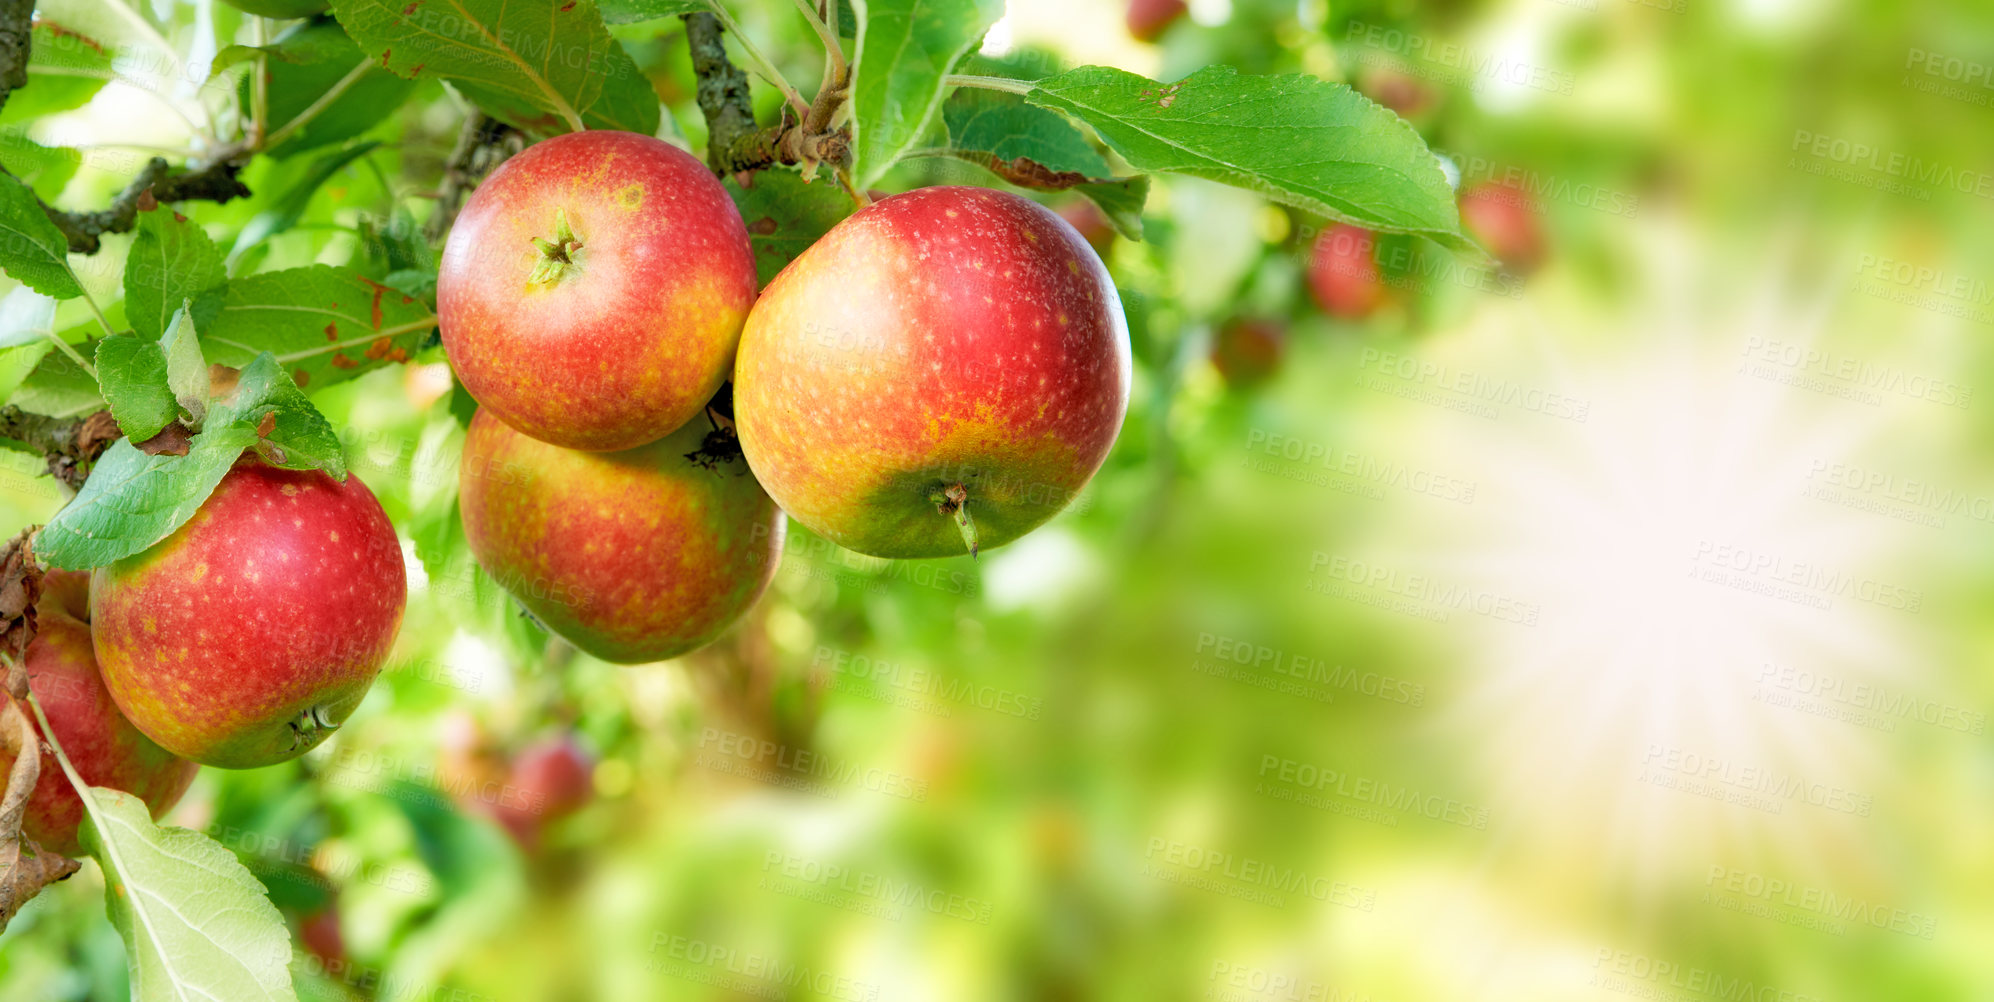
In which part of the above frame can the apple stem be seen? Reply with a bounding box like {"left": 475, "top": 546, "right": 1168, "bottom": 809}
{"left": 528, "top": 209, "right": 585, "bottom": 286}
{"left": 928, "top": 483, "right": 979, "bottom": 558}
{"left": 286, "top": 704, "right": 339, "bottom": 751}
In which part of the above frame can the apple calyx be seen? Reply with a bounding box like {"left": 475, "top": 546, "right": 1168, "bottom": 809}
{"left": 286, "top": 704, "right": 339, "bottom": 751}
{"left": 928, "top": 483, "right": 978, "bottom": 558}
{"left": 528, "top": 209, "right": 585, "bottom": 286}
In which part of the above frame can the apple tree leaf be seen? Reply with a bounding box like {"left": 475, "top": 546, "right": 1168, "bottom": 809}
{"left": 0, "top": 21, "right": 115, "bottom": 125}
{"left": 36, "top": 429, "right": 257, "bottom": 569}
{"left": 937, "top": 88, "right": 1148, "bottom": 239}
{"left": 93, "top": 335, "right": 178, "bottom": 444}
{"left": 213, "top": 353, "right": 348, "bottom": 479}
{"left": 1025, "top": 65, "right": 1468, "bottom": 248}
{"left": 240, "top": 20, "right": 418, "bottom": 158}
{"left": 724, "top": 170, "right": 859, "bottom": 286}
{"left": 849, "top": 0, "right": 1004, "bottom": 186}
{"left": 326, "top": 0, "right": 660, "bottom": 135}
{"left": 201, "top": 265, "right": 436, "bottom": 392}
{"left": 125, "top": 208, "right": 226, "bottom": 342}
{"left": 78, "top": 787, "right": 299, "bottom": 1002}
{"left": 0, "top": 286, "right": 58, "bottom": 351}
{"left": 0, "top": 172, "right": 83, "bottom": 300}
{"left": 595, "top": 0, "right": 705, "bottom": 24}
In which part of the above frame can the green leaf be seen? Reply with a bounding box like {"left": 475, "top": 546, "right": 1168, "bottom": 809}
{"left": 849, "top": 0, "right": 1003, "bottom": 186}
{"left": 596, "top": 0, "right": 704, "bottom": 23}
{"left": 241, "top": 20, "right": 419, "bottom": 158}
{"left": 0, "top": 286, "right": 58, "bottom": 350}
{"left": 78, "top": 787, "right": 300, "bottom": 1002}
{"left": 0, "top": 21, "right": 115, "bottom": 125}
{"left": 94, "top": 335, "right": 178, "bottom": 443}
{"left": 202, "top": 265, "right": 436, "bottom": 392}
{"left": 228, "top": 141, "right": 383, "bottom": 265}
{"left": 0, "top": 171, "right": 83, "bottom": 299}
{"left": 943, "top": 87, "right": 1111, "bottom": 177}
{"left": 37, "top": 430, "right": 257, "bottom": 569}
{"left": 723, "top": 170, "right": 859, "bottom": 286}
{"left": 1025, "top": 65, "right": 1467, "bottom": 247}
{"left": 125, "top": 208, "right": 227, "bottom": 341}
{"left": 12, "top": 330, "right": 103, "bottom": 417}
{"left": 936, "top": 88, "right": 1149, "bottom": 239}
{"left": 326, "top": 0, "right": 660, "bottom": 134}
{"left": 0, "top": 132, "right": 83, "bottom": 202}
{"left": 215, "top": 353, "right": 347, "bottom": 478}
{"left": 161, "top": 306, "right": 211, "bottom": 426}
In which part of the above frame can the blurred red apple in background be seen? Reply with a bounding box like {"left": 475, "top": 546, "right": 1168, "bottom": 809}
{"left": 1210, "top": 317, "right": 1287, "bottom": 389}
{"left": 1308, "top": 224, "right": 1387, "bottom": 319}
{"left": 1459, "top": 180, "right": 1548, "bottom": 272}
{"left": 1127, "top": 0, "right": 1187, "bottom": 42}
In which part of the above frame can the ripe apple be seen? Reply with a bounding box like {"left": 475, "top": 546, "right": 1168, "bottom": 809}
{"left": 0, "top": 607, "right": 198, "bottom": 857}
{"left": 1210, "top": 317, "right": 1286, "bottom": 388}
{"left": 1308, "top": 223, "right": 1387, "bottom": 319}
{"left": 734, "top": 186, "right": 1130, "bottom": 559}
{"left": 1127, "top": 0, "right": 1187, "bottom": 42}
{"left": 438, "top": 130, "right": 758, "bottom": 452}
{"left": 1459, "top": 181, "right": 1548, "bottom": 272}
{"left": 457, "top": 408, "right": 783, "bottom": 663}
{"left": 489, "top": 735, "right": 594, "bottom": 847}
{"left": 40, "top": 567, "right": 90, "bottom": 622}
{"left": 92, "top": 462, "right": 407, "bottom": 769}
{"left": 298, "top": 904, "right": 345, "bottom": 969}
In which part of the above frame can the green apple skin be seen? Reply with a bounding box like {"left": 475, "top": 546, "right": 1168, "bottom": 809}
{"left": 457, "top": 409, "right": 784, "bottom": 664}
{"left": 0, "top": 608, "right": 198, "bottom": 857}
{"left": 91, "top": 462, "right": 407, "bottom": 769}
{"left": 733, "top": 186, "right": 1131, "bottom": 559}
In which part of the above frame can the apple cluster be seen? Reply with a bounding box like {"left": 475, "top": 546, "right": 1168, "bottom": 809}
{"left": 437, "top": 131, "right": 1131, "bottom": 662}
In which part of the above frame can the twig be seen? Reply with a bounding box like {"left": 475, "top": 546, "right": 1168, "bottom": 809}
{"left": 18, "top": 156, "right": 252, "bottom": 255}
{"left": 424, "top": 113, "right": 524, "bottom": 243}
{"left": 791, "top": 0, "right": 845, "bottom": 83}
{"left": 696, "top": 1, "right": 808, "bottom": 117}
{"left": 0, "top": 409, "right": 120, "bottom": 491}
{"left": 683, "top": 12, "right": 851, "bottom": 176}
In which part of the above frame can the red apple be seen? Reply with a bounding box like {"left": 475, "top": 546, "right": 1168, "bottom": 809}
{"left": 733, "top": 186, "right": 1130, "bottom": 559}
{"left": 1057, "top": 199, "right": 1115, "bottom": 258}
{"left": 1358, "top": 67, "right": 1436, "bottom": 117}
{"left": 0, "top": 607, "right": 198, "bottom": 857}
{"left": 298, "top": 904, "right": 345, "bottom": 969}
{"left": 91, "top": 462, "right": 407, "bottom": 769}
{"left": 1127, "top": 0, "right": 1187, "bottom": 42}
{"left": 1210, "top": 317, "right": 1286, "bottom": 388}
{"left": 40, "top": 567, "right": 90, "bottom": 622}
{"left": 457, "top": 408, "right": 783, "bottom": 663}
{"left": 489, "top": 735, "right": 594, "bottom": 847}
{"left": 1308, "top": 224, "right": 1387, "bottom": 319}
{"left": 1459, "top": 181, "right": 1547, "bottom": 272}
{"left": 438, "top": 130, "right": 758, "bottom": 452}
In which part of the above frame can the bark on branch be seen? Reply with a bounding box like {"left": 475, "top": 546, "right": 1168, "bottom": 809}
{"left": 41, "top": 157, "right": 253, "bottom": 255}
{"left": 0, "top": 409, "right": 119, "bottom": 492}
{"left": 425, "top": 113, "right": 524, "bottom": 243}
{"left": 683, "top": 12, "right": 850, "bottom": 176}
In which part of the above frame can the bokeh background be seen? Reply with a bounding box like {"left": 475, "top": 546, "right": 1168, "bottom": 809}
{"left": 2, "top": 0, "right": 1991, "bottom": 998}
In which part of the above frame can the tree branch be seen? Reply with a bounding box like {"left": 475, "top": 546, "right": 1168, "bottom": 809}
{"left": 40, "top": 157, "right": 252, "bottom": 255}
{"left": 425, "top": 113, "right": 524, "bottom": 243}
{"left": 683, "top": 12, "right": 850, "bottom": 177}
{"left": 0, "top": 410, "right": 119, "bottom": 492}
